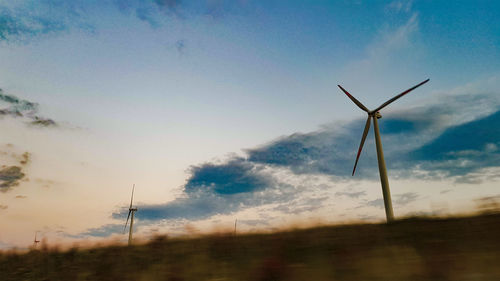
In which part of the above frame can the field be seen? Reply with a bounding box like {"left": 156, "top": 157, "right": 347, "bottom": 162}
{"left": 1, "top": 213, "right": 500, "bottom": 281}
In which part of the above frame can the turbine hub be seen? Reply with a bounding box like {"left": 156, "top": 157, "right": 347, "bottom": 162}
{"left": 375, "top": 111, "right": 382, "bottom": 119}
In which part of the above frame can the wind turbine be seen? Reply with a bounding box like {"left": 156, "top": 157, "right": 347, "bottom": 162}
{"left": 338, "top": 79, "right": 429, "bottom": 222}
{"left": 124, "top": 184, "right": 138, "bottom": 245}
{"left": 33, "top": 231, "right": 40, "bottom": 248}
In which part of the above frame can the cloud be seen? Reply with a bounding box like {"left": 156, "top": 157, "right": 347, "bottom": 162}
{"left": 0, "top": 166, "right": 25, "bottom": 192}
{"left": 393, "top": 192, "right": 419, "bottom": 205}
{"left": 115, "top": 0, "right": 249, "bottom": 27}
{"left": 0, "top": 1, "right": 92, "bottom": 43}
{"left": 385, "top": 0, "right": 413, "bottom": 13}
{"left": 0, "top": 204, "right": 7, "bottom": 210}
{"left": 411, "top": 110, "right": 500, "bottom": 179}
{"left": 0, "top": 4, "right": 64, "bottom": 41}
{"left": 0, "top": 89, "right": 37, "bottom": 115}
{"left": 0, "top": 145, "right": 32, "bottom": 166}
{"left": 247, "top": 85, "right": 500, "bottom": 181}
{"left": 15, "top": 195, "right": 27, "bottom": 199}
{"left": 271, "top": 196, "right": 329, "bottom": 215}
{"left": 185, "top": 157, "right": 271, "bottom": 195}
{"left": 339, "top": 11, "right": 421, "bottom": 90}
{"left": 362, "top": 192, "right": 419, "bottom": 209}
{"left": 76, "top": 223, "right": 125, "bottom": 238}
{"left": 365, "top": 198, "right": 384, "bottom": 209}
{"left": 112, "top": 159, "right": 298, "bottom": 222}
{"left": 104, "top": 79, "right": 500, "bottom": 228}
{"left": 88, "top": 76, "right": 500, "bottom": 234}
{"left": 0, "top": 88, "right": 58, "bottom": 127}
{"left": 19, "top": 152, "right": 30, "bottom": 165}
{"left": 175, "top": 39, "right": 186, "bottom": 54}
{"left": 335, "top": 191, "right": 367, "bottom": 199}
{"left": 30, "top": 117, "right": 57, "bottom": 127}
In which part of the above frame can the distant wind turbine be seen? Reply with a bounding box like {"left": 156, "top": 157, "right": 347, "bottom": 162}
{"left": 123, "top": 184, "right": 138, "bottom": 245}
{"left": 338, "top": 79, "right": 429, "bottom": 222}
{"left": 33, "top": 231, "right": 40, "bottom": 248}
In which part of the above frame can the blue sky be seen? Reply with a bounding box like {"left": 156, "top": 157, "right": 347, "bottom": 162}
{"left": 0, "top": 0, "right": 499, "bottom": 247}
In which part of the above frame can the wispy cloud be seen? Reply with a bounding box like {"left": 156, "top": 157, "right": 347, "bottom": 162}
{"left": 0, "top": 166, "right": 25, "bottom": 192}
{"left": 0, "top": 1, "right": 93, "bottom": 43}
{"left": 335, "top": 191, "right": 367, "bottom": 199}
{"left": 115, "top": 0, "right": 246, "bottom": 25}
{"left": 19, "top": 152, "right": 30, "bottom": 165}
{"left": 67, "top": 223, "right": 125, "bottom": 238}
{"left": 339, "top": 10, "right": 421, "bottom": 90}
{"left": 0, "top": 88, "right": 57, "bottom": 127}
{"left": 385, "top": 0, "right": 413, "bottom": 14}
{"left": 362, "top": 192, "right": 419, "bottom": 209}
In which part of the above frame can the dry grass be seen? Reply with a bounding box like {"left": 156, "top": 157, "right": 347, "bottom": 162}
{"left": 1, "top": 213, "right": 500, "bottom": 281}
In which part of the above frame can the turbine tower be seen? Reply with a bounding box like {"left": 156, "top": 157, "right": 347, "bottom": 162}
{"left": 124, "top": 184, "right": 138, "bottom": 245}
{"left": 338, "top": 79, "right": 429, "bottom": 222}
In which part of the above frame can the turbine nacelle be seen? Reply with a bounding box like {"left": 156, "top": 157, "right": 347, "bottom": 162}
{"left": 366, "top": 111, "right": 382, "bottom": 118}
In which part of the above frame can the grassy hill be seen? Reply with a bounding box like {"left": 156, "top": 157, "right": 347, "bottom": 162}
{"left": 1, "top": 213, "right": 500, "bottom": 281}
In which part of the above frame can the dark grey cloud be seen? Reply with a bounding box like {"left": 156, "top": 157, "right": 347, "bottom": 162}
{"left": 247, "top": 92, "right": 500, "bottom": 180}
{"left": 185, "top": 157, "right": 271, "bottom": 195}
{"left": 0, "top": 88, "right": 58, "bottom": 127}
{"left": 0, "top": 89, "right": 37, "bottom": 115}
{"left": 411, "top": 110, "right": 500, "bottom": 179}
{"left": 30, "top": 117, "right": 57, "bottom": 127}
{"left": 110, "top": 158, "right": 300, "bottom": 223}
{"left": 0, "top": 166, "right": 25, "bottom": 192}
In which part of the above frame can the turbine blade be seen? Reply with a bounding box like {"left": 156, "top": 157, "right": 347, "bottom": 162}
{"left": 129, "top": 184, "right": 135, "bottom": 209}
{"left": 352, "top": 116, "right": 371, "bottom": 176}
{"left": 338, "top": 85, "right": 370, "bottom": 113}
{"left": 124, "top": 210, "right": 131, "bottom": 233}
{"left": 373, "top": 79, "right": 430, "bottom": 112}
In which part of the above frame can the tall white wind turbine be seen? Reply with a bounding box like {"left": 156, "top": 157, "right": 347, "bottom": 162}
{"left": 124, "top": 184, "right": 138, "bottom": 245}
{"left": 338, "top": 79, "right": 429, "bottom": 222}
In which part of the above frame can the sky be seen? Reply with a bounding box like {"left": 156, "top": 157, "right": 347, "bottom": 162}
{"left": 1, "top": 0, "right": 500, "bottom": 249}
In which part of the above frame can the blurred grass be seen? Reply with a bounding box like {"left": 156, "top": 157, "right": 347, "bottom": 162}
{"left": 1, "top": 213, "right": 500, "bottom": 281}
